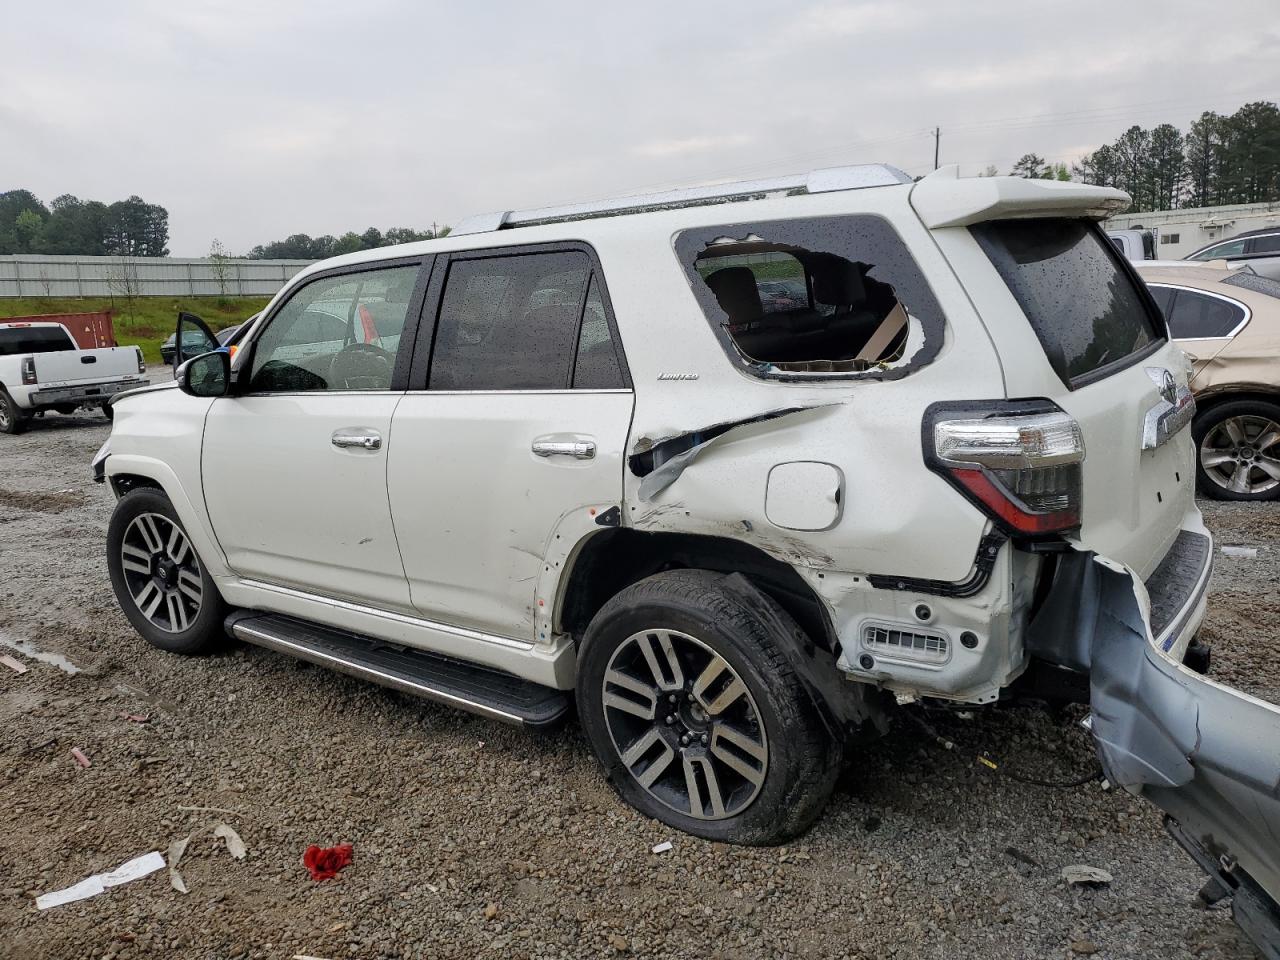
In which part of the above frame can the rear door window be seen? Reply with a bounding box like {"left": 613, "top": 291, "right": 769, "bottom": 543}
{"left": 1162, "top": 288, "right": 1248, "bottom": 339}
{"left": 571, "top": 275, "right": 626, "bottom": 389}
{"left": 1247, "top": 234, "right": 1280, "bottom": 255}
{"left": 1191, "top": 238, "right": 1246, "bottom": 260}
{"left": 429, "top": 252, "right": 590, "bottom": 390}
{"left": 1146, "top": 284, "right": 1175, "bottom": 319}
{"left": 971, "top": 218, "right": 1162, "bottom": 387}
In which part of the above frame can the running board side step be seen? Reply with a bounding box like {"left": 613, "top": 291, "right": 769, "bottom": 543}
{"left": 225, "top": 611, "right": 571, "bottom": 728}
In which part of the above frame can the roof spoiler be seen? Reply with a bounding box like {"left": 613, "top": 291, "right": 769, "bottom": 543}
{"left": 910, "top": 165, "right": 1131, "bottom": 229}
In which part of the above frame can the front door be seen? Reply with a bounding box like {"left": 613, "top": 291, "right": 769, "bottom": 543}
{"left": 202, "top": 261, "right": 427, "bottom": 612}
{"left": 389, "top": 247, "right": 634, "bottom": 640}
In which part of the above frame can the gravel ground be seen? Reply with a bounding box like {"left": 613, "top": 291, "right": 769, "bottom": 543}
{"left": 1, "top": 410, "right": 1276, "bottom": 960}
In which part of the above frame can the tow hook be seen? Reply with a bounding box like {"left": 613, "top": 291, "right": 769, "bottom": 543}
{"left": 1183, "top": 638, "right": 1212, "bottom": 675}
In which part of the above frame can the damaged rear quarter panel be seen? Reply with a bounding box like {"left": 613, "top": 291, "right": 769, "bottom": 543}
{"left": 585, "top": 186, "right": 1009, "bottom": 584}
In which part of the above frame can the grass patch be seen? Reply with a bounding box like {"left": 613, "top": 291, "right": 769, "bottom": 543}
{"left": 0, "top": 296, "right": 271, "bottom": 365}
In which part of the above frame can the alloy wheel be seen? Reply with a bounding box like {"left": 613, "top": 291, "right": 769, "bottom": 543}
{"left": 1200, "top": 415, "right": 1280, "bottom": 496}
{"left": 0, "top": 397, "right": 10, "bottom": 430}
{"left": 601, "top": 628, "right": 768, "bottom": 820}
{"left": 119, "top": 512, "right": 203, "bottom": 633}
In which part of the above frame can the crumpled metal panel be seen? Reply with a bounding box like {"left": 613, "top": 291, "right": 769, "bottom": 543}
{"left": 1087, "top": 555, "right": 1280, "bottom": 922}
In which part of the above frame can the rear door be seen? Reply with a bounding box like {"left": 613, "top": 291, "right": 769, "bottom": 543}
{"left": 202, "top": 260, "right": 428, "bottom": 612}
{"left": 388, "top": 245, "right": 634, "bottom": 641}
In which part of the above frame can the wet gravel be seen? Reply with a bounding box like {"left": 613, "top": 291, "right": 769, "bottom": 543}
{"left": 0, "top": 412, "right": 1275, "bottom": 959}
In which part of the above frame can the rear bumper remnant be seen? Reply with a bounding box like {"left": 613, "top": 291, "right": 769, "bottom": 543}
{"left": 1030, "top": 523, "right": 1280, "bottom": 959}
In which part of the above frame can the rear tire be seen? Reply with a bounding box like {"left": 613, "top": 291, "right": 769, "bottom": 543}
{"left": 576, "top": 569, "right": 841, "bottom": 845}
{"left": 107, "top": 488, "right": 225, "bottom": 654}
{"left": 101, "top": 402, "right": 114, "bottom": 421}
{"left": 1193, "top": 399, "right": 1280, "bottom": 501}
{"left": 54, "top": 403, "right": 78, "bottom": 415}
{"left": 0, "top": 389, "right": 27, "bottom": 435}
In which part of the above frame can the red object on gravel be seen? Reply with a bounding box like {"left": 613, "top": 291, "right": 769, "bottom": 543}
{"left": 303, "top": 843, "right": 353, "bottom": 881}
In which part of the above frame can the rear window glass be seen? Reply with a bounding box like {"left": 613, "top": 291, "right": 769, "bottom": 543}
{"left": 1222, "top": 271, "right": 1280, "bottom": 299}
{"left": 971, "top": 218, "right": 1162, "bottom": 386}
{"left": 0, "top": 327, "right": 74, "bottom": 355}
{"left": 675, "top": 215, "right": 945, "bottom": 379}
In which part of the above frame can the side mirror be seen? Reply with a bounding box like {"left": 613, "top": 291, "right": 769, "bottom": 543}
{"left": 177, "top": 351, "right": 230, "bottom": 398}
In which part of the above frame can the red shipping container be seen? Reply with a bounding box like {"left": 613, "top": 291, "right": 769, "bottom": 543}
{"left": 0, "top": 312, "right": 116, "bottom": 349}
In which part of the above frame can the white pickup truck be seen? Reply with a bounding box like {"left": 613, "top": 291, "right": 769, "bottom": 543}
{"left": 0, "top": 321, "right": 148, "bottom": 434}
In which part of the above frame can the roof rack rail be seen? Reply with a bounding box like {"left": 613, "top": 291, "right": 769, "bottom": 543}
{"left": 450, "top": 164, "right": 913, "bottom": 236}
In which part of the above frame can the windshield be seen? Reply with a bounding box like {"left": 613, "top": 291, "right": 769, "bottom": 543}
{"left": 971, "top": 218, "right": 1163, "bottom": 387}
{"left": 0, "top": 327, "right": 74, "bottom": 356}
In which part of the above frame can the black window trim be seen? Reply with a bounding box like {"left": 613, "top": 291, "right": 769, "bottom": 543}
{"left": 233, "top": 254, "right": 435, "bottom": 396}
{"left": 1147, "top": 282, "right": 1252, "bottom": 341}
{"left": 407, "top": 240, "right": 632, "bottom": 393}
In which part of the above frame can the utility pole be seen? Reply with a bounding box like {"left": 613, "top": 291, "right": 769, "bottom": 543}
{"left": 933, "top": 127, "right": 941, "bottom": 170}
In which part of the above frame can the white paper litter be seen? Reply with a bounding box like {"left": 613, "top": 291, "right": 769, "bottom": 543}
{"left": 214, "top": 823, "right": 247, "bottom": 860}
{"left": 1061, "top": 864, "right": 1113, "bottom": 886}
{"left": 36, "top": 851, "right": 165, "bottom": 910}
{"left": 1221, "top": 546, "right": 1258, "bottom": 559}
{"left": 651, "top": 841, "right": 673, "bottom": 854}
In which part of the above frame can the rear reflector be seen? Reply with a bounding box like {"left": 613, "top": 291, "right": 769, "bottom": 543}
{"left": 926, "top": 401, "right": 1084, "bottom": 538}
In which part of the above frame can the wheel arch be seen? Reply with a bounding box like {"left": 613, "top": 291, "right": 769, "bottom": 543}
{"left": 1192, "top": 385, "right": 1280, "bottom": 420}
{"left": 556, "top": 528, "right": 837, "bottom": 654}
{"left": 104, "top": 454, "right": 231, "bottom": 577}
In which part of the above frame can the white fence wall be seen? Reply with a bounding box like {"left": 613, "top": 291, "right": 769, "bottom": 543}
{"left": 0, "top": 255, "right": 314, "bottom": 298}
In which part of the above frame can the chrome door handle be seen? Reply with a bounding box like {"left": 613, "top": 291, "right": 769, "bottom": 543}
{"left": 532, "top": 439, "right": 595, "bottom": 460}
{"left": 331, "top": 429, "right": 382, "bottom": 450}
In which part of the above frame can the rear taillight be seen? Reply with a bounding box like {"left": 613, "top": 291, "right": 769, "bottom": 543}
{"left": 20, "top": 356, "right": 36, "bottom": 385}
{"left": 136, "top": 347, "right": 146, "bottom": 373}
{"left": 925, "top": 401, "right": 1084, "bottom": 538}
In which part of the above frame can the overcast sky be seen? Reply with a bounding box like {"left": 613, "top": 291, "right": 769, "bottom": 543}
{"left": 2, "top": 1, "right": 1277, "bottom": 255}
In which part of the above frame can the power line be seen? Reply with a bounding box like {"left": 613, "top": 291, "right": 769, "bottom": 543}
{"left": 557, "top": 87, "right": 1277, "bottom": 207}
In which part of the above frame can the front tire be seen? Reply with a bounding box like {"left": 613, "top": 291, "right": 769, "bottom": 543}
{"left": 0, "top": 389, "right": 28, "bottom": 434}
{"left": 577, "top": 570, "right": 841, "bottom": 845}
{"left": 107, "top": 488, "right": 225, "bottom": 654}
{"left": 1193, "top": 399, "right": 1280, "bottom": 501}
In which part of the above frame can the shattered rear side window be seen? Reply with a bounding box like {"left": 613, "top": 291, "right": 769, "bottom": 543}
{"left": 675, "top": 216, "right": 945, "bottom": 379}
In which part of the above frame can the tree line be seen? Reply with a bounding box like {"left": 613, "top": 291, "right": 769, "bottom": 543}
{"left": 1006, "top": 101, "right": 1280, "bottom": 212}
{"left": 0, "top": 190, "right": 170, "bottom": 256}
{"left": 246, "top": 226, "right": 450, "bottom": 260}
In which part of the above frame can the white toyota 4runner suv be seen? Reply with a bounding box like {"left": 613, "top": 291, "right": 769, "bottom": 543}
{"left": 95, "top": 166, "right": 1279, "bottom": 941}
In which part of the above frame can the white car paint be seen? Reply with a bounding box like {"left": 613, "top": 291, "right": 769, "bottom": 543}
{"left": 102, "top": 166, "right": 1199, "bottom": 702}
